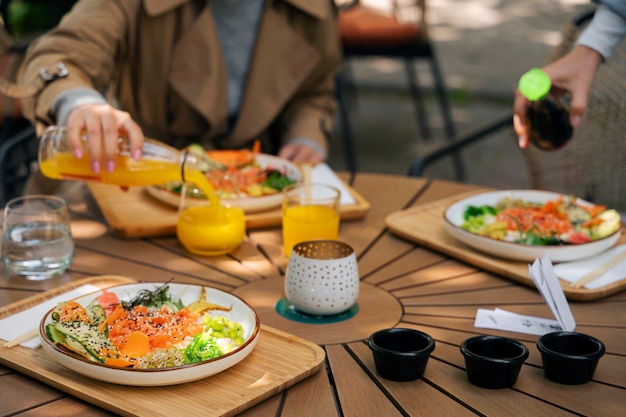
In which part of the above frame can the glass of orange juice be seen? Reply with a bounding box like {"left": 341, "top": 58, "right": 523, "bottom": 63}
{"left": 176, "top": 176, "right": 246, "bottom": 256}
{"left": 282, "top": 183, "right": 340, "bottom": 257}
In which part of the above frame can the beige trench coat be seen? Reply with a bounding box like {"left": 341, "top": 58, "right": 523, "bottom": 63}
{"left": 18, "top": 0, "right": 341, "bottom": 155}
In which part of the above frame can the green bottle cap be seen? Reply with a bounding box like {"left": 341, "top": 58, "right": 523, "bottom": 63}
{"left": 518, "top": 68, "right": 551, "bottom": 101}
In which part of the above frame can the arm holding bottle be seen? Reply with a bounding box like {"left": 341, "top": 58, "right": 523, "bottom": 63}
{"left": 514, "top": 3, "right": 626, "bottom": 148}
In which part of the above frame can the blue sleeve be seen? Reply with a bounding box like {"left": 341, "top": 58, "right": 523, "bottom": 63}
{"left": 596, "top": 0, "right": 626, "bottom": 20}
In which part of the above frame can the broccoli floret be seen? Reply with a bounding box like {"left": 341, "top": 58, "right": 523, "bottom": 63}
{"left": 183, "top": 332, "right": 223, "bottom": 364}
{"left": 263, "top": 170, "right": 296, "bottom": 191}
{"left": 463, "top": 205, "right": 497, "bottom": 220}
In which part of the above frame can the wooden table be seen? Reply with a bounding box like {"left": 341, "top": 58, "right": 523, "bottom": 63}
{"left": 1, "top": 173, "right": 625, "bottom": 416}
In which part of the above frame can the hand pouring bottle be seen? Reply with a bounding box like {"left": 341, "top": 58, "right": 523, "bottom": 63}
{"left": 38, "top": 125, "right": 246, "bottom": 256}
{"left": 518, "top": 68, "right": 573, "bottom": 150}
{"left": 37, "top": 125, "right": 213, "bottom": 188}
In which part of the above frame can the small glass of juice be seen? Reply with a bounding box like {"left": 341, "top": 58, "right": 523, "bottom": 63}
{"left": 282, "top": 183, "right": 340, "bottom": 257}
{"left": 176, "top": 180, "right": 246, "bottom": 256}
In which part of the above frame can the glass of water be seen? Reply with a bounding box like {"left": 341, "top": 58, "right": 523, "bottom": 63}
{"left": 1, "top": 195, "right": 74, "bottom": 280}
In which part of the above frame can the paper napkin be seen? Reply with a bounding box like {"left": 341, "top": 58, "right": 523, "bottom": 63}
{"left": 311, "top": 163, "right": 356, "bottom": 206}
{"left": 0, "top": 284, "right": 101, "bottom": 349}
{"left": 554, "top": 245, "right": 626, "bottom": 289}
{"left": 475, "top": 308, "right": 564, "bottom": 336}
{"left": 474, "top": 255, "right": 576, "bottom": 335}
{"left": 529, "top": 255, "right": 576, "bottom": 332}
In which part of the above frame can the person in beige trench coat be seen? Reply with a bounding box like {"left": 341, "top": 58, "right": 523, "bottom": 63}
{"left": 17, "top": 0, "right": 341, "bottom": 188}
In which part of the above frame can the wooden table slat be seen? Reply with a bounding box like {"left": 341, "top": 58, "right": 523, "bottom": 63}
{"left": 348, "top": 342, "right": 479, "bottom": 417}
{"left": 325, "top": 344, "right": 404, "bottom": 417}
{"left": 281, "top": 365, "right": 340, "bottom": 417}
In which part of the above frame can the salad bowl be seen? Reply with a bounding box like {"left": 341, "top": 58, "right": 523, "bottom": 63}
{"left": 443, "top": 190, "right": 621, "bottom": 263}
{"left": 146, "top": 153, "right": 301, "bottom": 213}
{"left": 39, "top": 282, "right": 260, "bottom": 386}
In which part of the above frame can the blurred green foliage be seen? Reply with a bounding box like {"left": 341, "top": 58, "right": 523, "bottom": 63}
{"left": 3, "top": 0, "right": 77, "bottom": 39}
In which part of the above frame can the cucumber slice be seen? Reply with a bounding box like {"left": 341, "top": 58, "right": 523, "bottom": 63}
{"left": 51, "top": 302, "right": 66, "bottom": 321}
{"left": 45, "top": 323, "right": 66, "bottom": 344}
{"left": 162, "top": 301, "right": 180, "bottom": 313}
{"left": 64, "top": 336, "right": 94, "bottom": 361}
{"left": 592, "top": 209, "right": 621, "bottom": 239}
{"left": 88, "top": 304, "right": 107, "bottom": 328}
{"left": 52, "top": 321, "right": 117, "bottom": 363}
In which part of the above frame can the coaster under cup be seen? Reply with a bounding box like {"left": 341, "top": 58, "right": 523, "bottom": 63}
{"left": 275, "top": 298, "right": 359, "bottom": 324}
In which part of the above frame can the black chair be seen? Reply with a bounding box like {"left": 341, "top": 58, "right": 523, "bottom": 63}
{"left": 407, "top": 113, "right": 513, "bottom": 178}
{"left": 0, "top": 123, "right": 37, "bottom": 206}
{"left": 336, "top": 0, "right": 457, "bottom": 174}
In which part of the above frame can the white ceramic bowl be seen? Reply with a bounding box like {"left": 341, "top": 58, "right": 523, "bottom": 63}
{"left": 443, "top": 190, "right": 621, "bottom": 262}
{"left": 39, "top": 282, "right": 260, "bottom": 386}
{"left": 285, "top": 240, "right": 359, "bottom": 315}
{"left": 146, "top": 153, "right": 301, "bottom": 213}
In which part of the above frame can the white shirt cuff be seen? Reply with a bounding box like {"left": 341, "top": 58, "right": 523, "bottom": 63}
{"left": 50, "top": 88, "right": 108, "bottom": 125}
{"left": 288, "top": 137, "right": 327, "bottom": 159}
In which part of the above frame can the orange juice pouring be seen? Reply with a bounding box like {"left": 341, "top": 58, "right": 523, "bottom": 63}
{"left": 282, "top": 183, "right": 340, "bottom": 256}
{"left": 38, "top": 126, "right": 246, "bottom": 255}
{"left": 176, "top": 175, "right": 246, "bottom": 256}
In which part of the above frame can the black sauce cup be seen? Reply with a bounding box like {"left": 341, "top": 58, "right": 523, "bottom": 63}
{"left": 537, "top": 331, "right": 605, "bottom": 385}
{"left": 460, "top": 335, "right": 529, "bottom": 389}
{"left": 367, "top": 328, "right": 436, "bottom": 382}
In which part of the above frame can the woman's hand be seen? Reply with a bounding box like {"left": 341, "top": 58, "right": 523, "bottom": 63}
{"left": 513, "top": 45, "right": 603, "bottom": 148}
{"left": 278, "top": 143, "right": 325, "bottom": 164}
{"left": 66, "top": 103, "right": 144, "bottom": 173}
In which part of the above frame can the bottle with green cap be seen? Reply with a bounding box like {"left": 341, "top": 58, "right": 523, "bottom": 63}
{"left": 518, "top": 67, "right": 573, "bottom": 150}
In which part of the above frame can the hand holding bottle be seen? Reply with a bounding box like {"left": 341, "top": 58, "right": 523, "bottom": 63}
{"left": 66, "top": 103, "right": 145, "bottom": 173}
{"left": 513, "top": 45, "right": 603, "bottom": 149}
{"left": 38, "top": 126, "right": 205, "bottom": 187}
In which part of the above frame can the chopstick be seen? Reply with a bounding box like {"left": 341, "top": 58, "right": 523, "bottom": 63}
{"left": 570, "top": 250, "right": 626, "bottom": 288}
{"left": 300, "top": 163, "right": 313, "bottom": 186}
{"left": 300, "top": 163, "right": 313, "bottom": 200}
{"left": 3, "top": 328, "right": 39, "bottom": 348}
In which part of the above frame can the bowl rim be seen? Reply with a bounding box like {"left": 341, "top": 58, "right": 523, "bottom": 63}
{"left": 460, "top": 335, "right": 530, "bottom": 363}
{"left": 536, "top": 331, "right": 606, "bottom": 360}
{"left": 367, "top": 327, "right": 436, "bottom": 356}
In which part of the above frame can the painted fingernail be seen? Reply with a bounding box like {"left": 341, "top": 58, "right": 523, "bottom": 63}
{"left": 132, "top": 149, "right": 142, "bottom": 161}
{"left": 91, "top": 160, "right": 101, "bottom": 174}
{"left": 106, "top": 160, "right": 116, "bottom": 173}
{"left": 571, "top": 116, "right": 581, "bottom": 127}
{"left": 73, "top": 148, "right": 83, "bottom": 159}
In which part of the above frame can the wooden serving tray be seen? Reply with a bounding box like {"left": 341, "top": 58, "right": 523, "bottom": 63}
{"left": 88, "top": 181, "right": 370, "bottom": 238}
{"left": 385, "top": 192, "right": 626, "bottom": 301}
{"left": 0, "top": 276, "right": 325, "bottom": 417}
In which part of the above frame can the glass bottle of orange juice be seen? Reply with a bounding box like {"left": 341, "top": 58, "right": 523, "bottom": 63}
{"left": 38, "top": 125, "right": 213, "bottom": 188}
{"left": 38, "top": 126, "right": 246, "bottom": 255}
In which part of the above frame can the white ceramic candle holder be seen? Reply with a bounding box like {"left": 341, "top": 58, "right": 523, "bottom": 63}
{"left": 285, "top": 240, "right": 359, "bottom": 315}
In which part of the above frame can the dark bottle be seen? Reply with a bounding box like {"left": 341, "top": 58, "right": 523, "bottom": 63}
{"left": 518, "top": 68, "right": 573, "bottom": 150}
